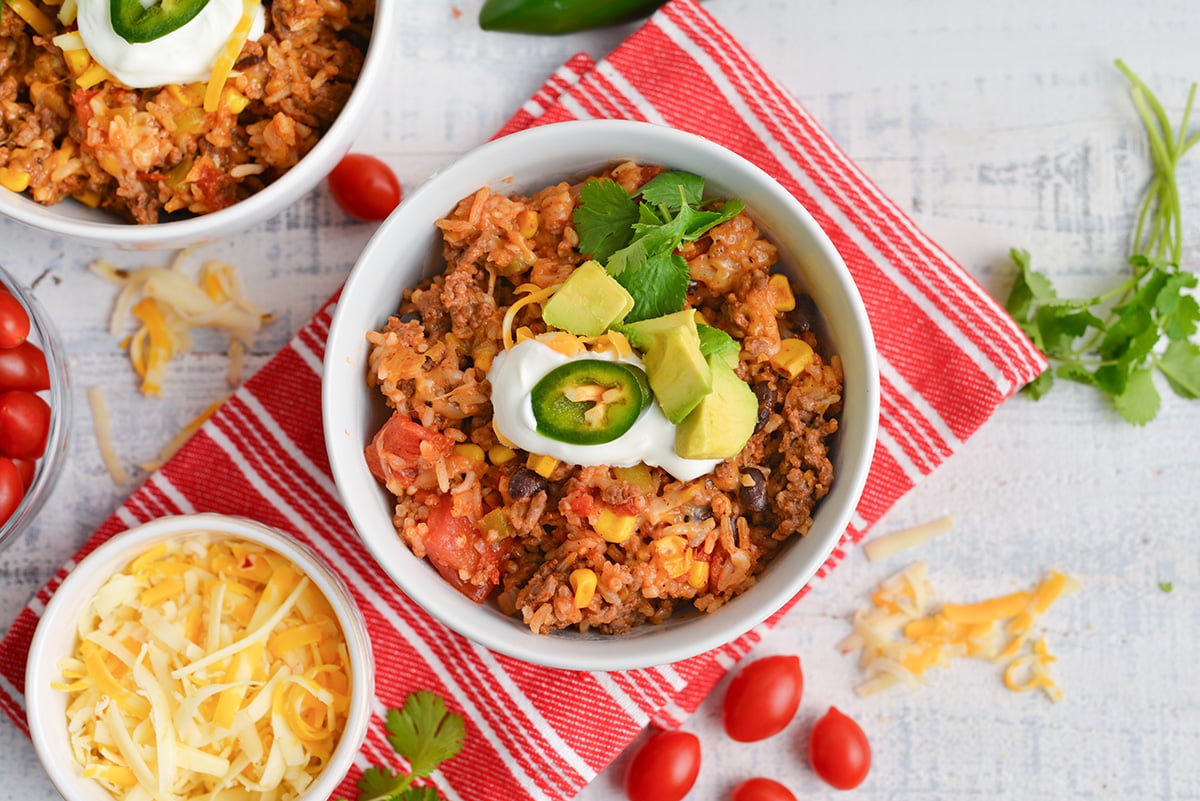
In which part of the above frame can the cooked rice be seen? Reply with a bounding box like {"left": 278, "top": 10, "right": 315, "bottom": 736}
{"left": 0, "top": 0, "right": 372, "bottom": 223}
{"left": 364, "top": 161, "right": 844, "bottom": 635}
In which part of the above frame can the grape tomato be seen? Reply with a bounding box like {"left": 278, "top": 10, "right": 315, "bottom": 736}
{"left": 0, "top": 458, "right": 24, "bottom": 526}
{"left": 624, "top": 730, "right": 701, "bottom": 801}
{"left": 0, "top": 341, "right": 50, "bottom": 392}
{"left": 731, "top": 777, "right": 797, "bottom": 801}
{"left": 722, "top": 654, "right": 804, "bottom": 742}
{"left": 808, "top": 706, "right": 871, "bottom": 790}
{"left": 0, "top": 389, "right": 51, "bottom": 459}
{"left": 328, "top": 153, "right": 402, "bottom": 221}
{"left": 0, "top": 292, "right": 30, "bottom": 350}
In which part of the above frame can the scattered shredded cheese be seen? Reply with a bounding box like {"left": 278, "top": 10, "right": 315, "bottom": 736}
{"left": 87, "top": 386, "right": 130, "bottom": 485}
{"left": 501, "top": 283, "right": 560, "bottom": 350}
{"left": 203, "top": 0, "right": 259, "bottom": 113}
{"left": 863, "top": 515, "right": 954, "bottom": 562}
{"left": 90, "top": 255, "right": 274, "bottom": 397}
{"left": 55, "top": 534, "right": 351, "bottom": 801}
{"left": 839, "top": 561, "right": 1079, "bottom": 702}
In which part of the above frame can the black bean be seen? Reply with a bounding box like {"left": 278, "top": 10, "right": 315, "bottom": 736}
{"left": 787, "top": 293, "right": 819, "bottom": 332}
{"left": 399, "top": 311, "right": 422, "bottom": 324}
{"left": 508, "top": 466, "right": 547, "bottom": 499}
{"left": 739, "top": 468, "right": 768, "bottom": 512}
{"left": 688, "top": 506, "right": 713, "bottom": 522}
{"left": 752, "top": 381, "right": 776, "bottom": 433}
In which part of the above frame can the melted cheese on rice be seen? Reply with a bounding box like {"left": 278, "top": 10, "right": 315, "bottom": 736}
{"left": 54, "top": 534, "right": 351, "bottom": 801}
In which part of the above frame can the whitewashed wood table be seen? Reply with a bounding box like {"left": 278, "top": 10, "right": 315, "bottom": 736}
{"left": 2, "top": 1, "right": 1198, "bottom": 799}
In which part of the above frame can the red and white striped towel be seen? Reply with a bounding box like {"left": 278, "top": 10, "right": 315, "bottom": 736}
{"left": 0, "top": 2, "right": 1045, "bottom": 799}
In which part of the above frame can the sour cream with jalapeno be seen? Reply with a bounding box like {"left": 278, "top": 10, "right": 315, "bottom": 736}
{"left": 489, "top": 339, "right": 720, "bottom": 482}
{"left": 77, "top": 0, "right": 266, "bottom": 88}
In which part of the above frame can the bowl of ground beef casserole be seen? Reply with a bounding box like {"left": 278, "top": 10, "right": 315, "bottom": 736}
{"left": 323, "top": 120, "right": 880, "bottom": 671}
{"left": 0, "top": 0, "right": 390, "bottom": 249}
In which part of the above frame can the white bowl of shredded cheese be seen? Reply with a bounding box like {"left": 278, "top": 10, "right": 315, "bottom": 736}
{"left": 25, "top": 513, "right": 373, "bottom": 801}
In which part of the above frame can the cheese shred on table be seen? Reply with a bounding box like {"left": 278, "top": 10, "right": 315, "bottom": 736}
{"left": 54, "top": 534, "right": 351, "bottom": 801}
{"left": 839, "top": 561, "right": 1080, "bottom": 702}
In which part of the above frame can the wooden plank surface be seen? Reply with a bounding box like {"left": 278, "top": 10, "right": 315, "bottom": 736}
{"left": 1, "top": 1, "right": 1197, "bottom": 798}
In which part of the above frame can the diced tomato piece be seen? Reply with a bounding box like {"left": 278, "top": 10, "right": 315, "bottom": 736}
{"left": 364, "top": 413, "right": 455, "bottom": 486}
{"left": 423, "top": 494, "right": 510, "bottom": 603}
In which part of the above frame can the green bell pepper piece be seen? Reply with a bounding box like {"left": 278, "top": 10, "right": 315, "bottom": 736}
{"left": 110, "top": 0, "right": 212, "bottom": 44}
{"left": 478, "top": 0, "right": 669, "bottom": 35}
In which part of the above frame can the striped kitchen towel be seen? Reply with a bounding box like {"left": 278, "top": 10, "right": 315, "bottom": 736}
{"left": 0, "top": 1, "right": 1046, "bottom": 799}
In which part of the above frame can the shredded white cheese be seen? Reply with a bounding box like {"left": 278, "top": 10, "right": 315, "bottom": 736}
{"left": 87, "top": 386, "right": 130, "bottom": 485}
{"left": 54, "top": 534, "right": 352, "bottom": 801}
{"left": 862, "top": 515, "right": 954, "bottom": 562}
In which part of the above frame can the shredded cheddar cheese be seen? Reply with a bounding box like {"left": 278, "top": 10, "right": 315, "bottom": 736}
{"left": 203, "top": 0, "right": 259, "bottom": 113}
{"left": 501, "top": 282, "right": 560, "bottom": 350}
{"left": 90, "top": 256, "right": 274, "bottom": 396}
{"left": 54, "top": 534, "right": 351, "bottom": 801}
{"left": 839, "top": 561, "right": 1079, "bottom": 702}
{"left": 863, "top": 515, "right": 954, "bottom": 562}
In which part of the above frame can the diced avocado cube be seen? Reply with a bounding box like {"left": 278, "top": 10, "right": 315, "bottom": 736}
{"left": 617, "top": 309, "right": 699, "bottom": 352}
{"left": 642, "top": 322, "right": 712, "bottom": 424}
{"left": 674, "top": 356, "right": 758, "bottom": 460}
{"left": 542, "top": 260, "right": 635, "bottom": 336}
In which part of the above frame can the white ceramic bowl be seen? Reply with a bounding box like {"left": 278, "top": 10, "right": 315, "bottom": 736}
{"left": 0, "top": 0, "right": 393, "bottom": 250}
{"left": 25, "top": 513, "right": 374, "bottom": 801}
{"left": 323, "top": 120, "right": 879, "bottom": 671}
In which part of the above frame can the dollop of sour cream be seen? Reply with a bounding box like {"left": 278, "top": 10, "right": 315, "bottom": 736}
{"left": 489, "top": 339, "right": 720, "bottom": 483}
{"left": 77, "top": 0, "right": 266, "bottom": 88}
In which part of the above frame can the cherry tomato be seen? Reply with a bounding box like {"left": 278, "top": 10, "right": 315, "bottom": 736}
{"left": 808, "top": 706, "right": 871, "bottom": 790}
{"left": 0, "top": 457, "right": 26, "bottom": 527}
{"left": 722, "top": 655, "right": 803, "bottom": 742}
{"left": 11, "top": 457, "right": 35, "bottom": 490}
{"left": 0, "top": 292, "right": 30, "bottom": 349}
{"left": 731, "top": 777, "right": 797, "bottom": 801}
{"left": 624, "top": 730, "right": 701, "bottom": 801}
{"left": 0, "top": 390, "right": 51, "bottom": 459}
{"left": 0, "top": 341, "right": 50, "bottom": 391}
{"left": 328, "top": 153, "right": 401, "bottom": 221}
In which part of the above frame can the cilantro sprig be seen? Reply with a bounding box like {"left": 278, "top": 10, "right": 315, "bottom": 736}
{"left": 344, "top": 691, "right": 466, "bottom": 801}
{"left": 573, "top": 171, "right": 744, "bottom": 323}
{"left": 1004, "top": 61, "right": 1200, "bottom": 424}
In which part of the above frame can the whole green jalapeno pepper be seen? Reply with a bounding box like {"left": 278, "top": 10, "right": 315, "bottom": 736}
{"left": 478, "top": 0, "right": 670, "bottom": 35}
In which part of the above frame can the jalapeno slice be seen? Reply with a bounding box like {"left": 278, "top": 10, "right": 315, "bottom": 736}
{"left": 531, "top": 360, "right": 648, "bottom": 445}
{"left": 110, "top": 0, "right": 212, "bottom": 44}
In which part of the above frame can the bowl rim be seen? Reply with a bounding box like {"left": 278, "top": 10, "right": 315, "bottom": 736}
{"left": 323, "top": 119, "right": 880, "bottom": 670}
{"left": 0, "top": 0, "right": 394, "bottom": 250}
{"left": 0, "top": 267, "right": 71, "bottom": 554}
{"left": 24, "top": 512, "right": 374, "bottom": 801}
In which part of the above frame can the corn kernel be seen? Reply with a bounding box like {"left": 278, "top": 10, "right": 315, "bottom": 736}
{"left": 569, "top": 568, "right": 597, "bottom": 608}
{"left": 225, "top": 88, "right": 250, "bottom": 114}
{"left": 73, "top": 188, "right": 102, "bottom": 208}
{"left": 595, "top": 508, "right": 637, "bottom": 543}
{"left": 517, "top": 209, "right": 539, "bottom": 239}
{"left": 488, "top": 445, "right": 516, "bottom": 465}
{"left": 653, "top": 535, "right": 692, "bottom": 578}
{"left": 613, "top": 463, "right": 654, "bottom": 491}
{"left": 687, "top": 560, "right": 710, "bottom": 590}
{"left": 526, "top": 452, "right": 559, "bottom": 478}
{"left": 63, "top": 47, "right": 90, "bottom": 77}
{"left": 0, "top": 168, "right": 31, "bottom": 193}
{"left": 770, "top": 273, "right": 796, "bottom": 311}
{"left": 454, "top": 443, "right": 486, "bottom": 463}
{"left": 771, "top": 338, "right": 814, "bottom": 378}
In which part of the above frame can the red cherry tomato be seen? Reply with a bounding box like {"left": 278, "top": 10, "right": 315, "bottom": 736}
{"left": 0, "top": 390, "right": 51, "bottom": 459}
{"left": 731, "top": 777, "right": 797, "bottom": 801}
{"left": 808, "top": 706, "right": 871, "bottom": 790}
{"left": 0, "top": 341, "right": 50, "bottom": 391}
{"left": 624, "top": 730, "right": 701, "bottom": 801}
{"left": 328, "top": 153, "right": 401, "bottom": 221}
{"left": 722, "top": 655, "right": 803, "bottom": 742}
{"left": 0, "top": 292, "right": 30, "bottom": 349}
{"left": 0, "top": 457, "right": 26, "bottom": 527}
{"left": 11, "top": 457, "right": 35, "bottom": 490}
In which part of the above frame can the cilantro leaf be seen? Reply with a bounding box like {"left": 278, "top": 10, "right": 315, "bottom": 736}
{"left": 573, "top": 179, "right": 638, "bottom": 261}
{"left": 397, "top": 789, "right": 440, "bottom": 801}
{"left": 697, "top": 324, "right": 741, "bottom": 363}
{"left": 1112, "top": 365, "right": 1160, "bottom": 425}
{"left": 1157, "top": 340, "right": 1200, "bottom": 398}
{"left": 1159, "top": 581, "right": 1174, "bottom": 593}
{"left": 638, "top": 170, "right": 705, "bottom": 210}
{"left": 357, "top": 766, "right": 411, "bottom": 801}
{"left": 386, "top": 691, "right": 466, "bottom": 780}
{"left": 615, "top": 251, "right": 691, "bottom": 323}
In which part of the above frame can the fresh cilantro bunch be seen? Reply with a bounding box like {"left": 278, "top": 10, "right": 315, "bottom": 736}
{"left": 573, "top": 169, "right": 745, "bottom": 322}
{"left": 1005, "top": 60, "right": 1200, "bottom": 424}
{"left": 345, "top": 691, "right": 466, "bottom": 801}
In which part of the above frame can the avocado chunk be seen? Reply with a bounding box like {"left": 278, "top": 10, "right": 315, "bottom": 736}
{"left": 674, "top": 356, "right": 758, "bottom": 460}
{"left": 616, "top": 309, "right": 697, "bottom": 352}
{"left": 542, "top": 260, "right": 635, "bottom": 336}
{"left": 642, "top": 322, "right": 712, "bottom": 424}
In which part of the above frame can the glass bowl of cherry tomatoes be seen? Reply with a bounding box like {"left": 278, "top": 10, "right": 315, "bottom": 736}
{"left": 0, "top": 266, "right": 70, "bottom": 554}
